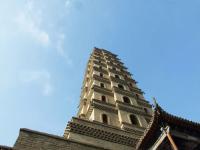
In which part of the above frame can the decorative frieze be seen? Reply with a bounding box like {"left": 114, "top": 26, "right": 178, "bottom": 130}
{"left": 67, "top": 122, "right": 137, "bottom": 147}
{"left": 121, "top": 122, "right": 145, "bottom": 133}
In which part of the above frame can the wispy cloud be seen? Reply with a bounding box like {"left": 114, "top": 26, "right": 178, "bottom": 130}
{"left": 15, "top": 0, "right": 50, "bottom": 46}
{"left": 19, "top": 70, "right": 53, "bottom": 96}
{"left": 56, "top": 33, "right": 72, "bottom": 65}
{"left": 15, "top": 0, "right": 73, "bottom": 64}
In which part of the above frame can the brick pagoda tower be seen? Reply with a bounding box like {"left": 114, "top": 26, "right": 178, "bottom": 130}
{"left": 4, "top": 47, "right": 153, "bottom": 150}
{"left": 3, "top": 47, "right": 200, "bottom": 150}
{"left": 64, "top": 47, "right": 152, "bottom": 150}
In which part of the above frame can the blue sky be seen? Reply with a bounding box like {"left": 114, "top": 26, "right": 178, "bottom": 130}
{"left": 1, "top": 0, "right": 200, "bottom": 146}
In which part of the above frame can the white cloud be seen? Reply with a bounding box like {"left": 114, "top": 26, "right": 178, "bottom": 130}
{"left": 15, "top": 0, "right": 73, "bottom": 64}
{"left": 20, "top": 70, "right": 53, "bottom": 96}
{"left": 56, "top": 33, "right": 72, "bottom": 65}
{"left": 15, "top": 0, "right": 50, "bottom": 46}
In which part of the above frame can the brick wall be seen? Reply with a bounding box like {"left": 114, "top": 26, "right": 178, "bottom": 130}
{"left": 13, "top": 129, "right": 107, "bottom": 150}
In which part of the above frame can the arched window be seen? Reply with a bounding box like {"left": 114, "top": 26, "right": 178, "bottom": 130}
{"left": 130, "top": 114, "right": 139, "bottom": 125}
{"left": 129, "top": 83, "right": 133, "bottom": 87}
{"left": 123, "top": 96, "right": 130, "bottom": 104}
{"left": 100, "top": 73, "right": 103, "bottom": 77}
{"left": 135, "top": 94, "right": 139, "bottom": 99}
{"left": 100, "top": 83, "right": 105, "bottom": 88}
{"left": 99, "top": 66, "right": 102, "bottom": 69}
{"left": 85, "top": 87, "right": 88, "bottom": 92}
{"left": 102, "top": 114, "right": 108, "bottom": 124}
{"left": 101, "top": 95, "right": 106, "bottom": 102}
{"left": 113, "top": 67, "right": 116, "bottom": 70}
{"left": 118, "top": 84, "right": 124, "bottom": 90}
{"left": 144, "top": 108, "right": 148, "bottom": 114}
{"left": 115, "top": 74, "right": 120, "bottom": 79}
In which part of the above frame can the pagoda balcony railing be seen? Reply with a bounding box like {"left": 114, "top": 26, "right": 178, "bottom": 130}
{"left": 124, "top": 77, "right": 137, "bottom": 84}
{"left": 137, "top": 100, "right": 152, "bottom": 108}
{"left": 102, "top": 49, "right": 118, "bottom": 57}
{"left": 107, "top": 58, "right": 124, "bottom": 65}
{"left": 122, "top": 69, "right": 132, "bottom": 76}
{"left": 117, "top": 103, "right": 152, "bottom": 118}
{"left": 104, "top": 55, "right": 120, "bottom": 61}
{"left": 93, "top": 47, "right": 102, "bottom": 53}
{"left": 110, "top": 76, "right": 128, "bottom": 86}
{"left": 92, "top": 60, "right": 107, "bottom": 68}
{"left": 113, "top": 86, "right": 135, "bottom": 98}
{"left": 92, "top": 85, "right": 114, "bottom": 96}
{"left": 92, "top": 98, "right": 116, "bottom": 107}
{"left": 129, "top": 86, "right": 144, "bottom": 94}
{"left": 93, "top": 66, "right": 108, "bottom": 75}
{"left": 92, "top": 56, "right": 105, "bottom": 62}
{"left": 92, "top": 74, "right": 111, "bottom": 84}
{"left": 107, "top": 62, "right": 128, "bottom": 70}
{"left": 108, "top": 68, "right": 124, "bottom": 76}
{"left": 93, "top": 51, "right": 103, "bottom": 57}
{"left": 91, "top": 99, "right": 117, "bottom": 114}
{"left": 116, "top": 100, "right": 143, "bottom": 111}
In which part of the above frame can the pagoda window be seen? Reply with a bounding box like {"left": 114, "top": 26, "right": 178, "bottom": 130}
{"left": 102, "top": 114, "right": 108, "bottom": 124}
{"left": 135, "top": 94, "right": 139, "bottom": 99}
{"left": 130, "top": 114, "right": 139, "bottom": 125}
{"left": 101, "top": 95, "right": 106, "bottom": 102}
{"left": 100, "top": 83, "right": 105, "bottom": 88}
{"left": 100, "top": 73, "right": 103, "bottom": 77}
{"left": 129, "top": 83, "right": 133, "bottom": 87}
{"left": 144, "top": 108, "right": 148, "bottom": 114}
{"left": 123, "top": 96, "right": 130, "bottom": 104}
{"left": 118, "top": 84, "right": 124, "bottom": 90}
{"left": 115, "top": 74, "right": 120, "bottom": 79}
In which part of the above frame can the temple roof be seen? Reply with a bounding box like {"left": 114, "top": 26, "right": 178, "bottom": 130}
{"left": 136, "top": 103, "right": 200, "bottom": 149}
{"left": 0, "top": 145, "right": 13, "bottom": 150}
